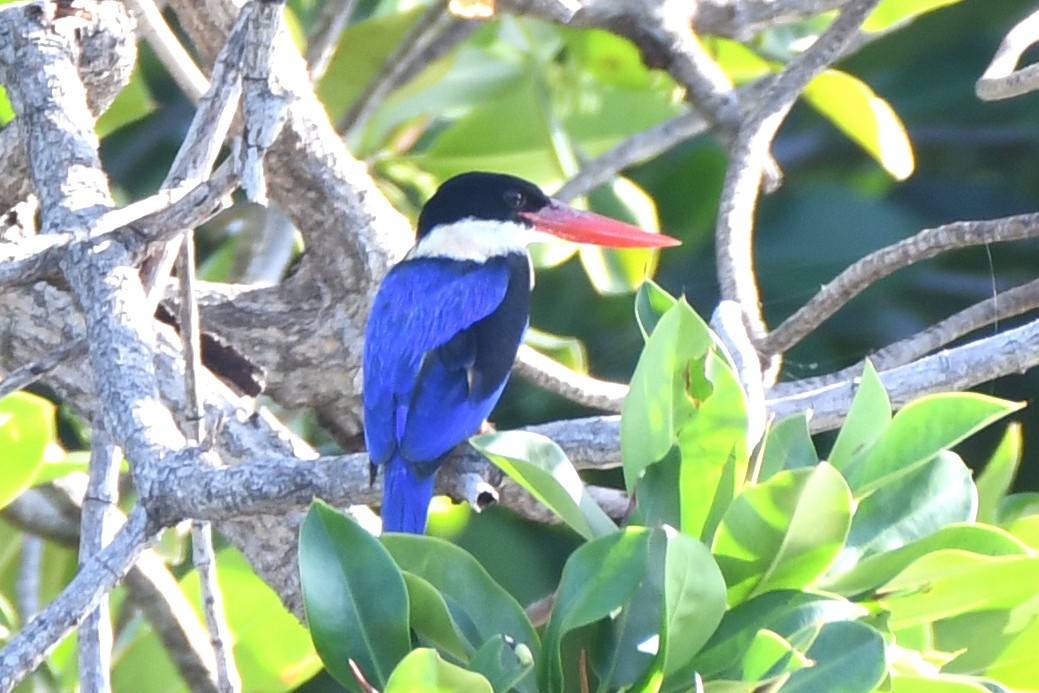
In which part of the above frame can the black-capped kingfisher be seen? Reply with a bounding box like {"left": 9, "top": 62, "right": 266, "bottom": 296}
{"left": 363, "top": 172, "right": 680, "bottom": 533}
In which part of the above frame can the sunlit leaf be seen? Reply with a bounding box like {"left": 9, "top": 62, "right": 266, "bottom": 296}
{"left": 846, "top": 393, "right": 1021, "bottom": 496}
{"left": 829, "top": 452, "right": 977, "bottom": 577}
{"left": 472, "top": 431, "right": 616, "bottom": 540}
{"left": 827, "top": 360, "right": 890, "bottom": 472}
{"left": 803, "top": 69, "right": 915, "bottom": 180}
{"left": 863, "top": 0, "right": 966, "bottom": 33}
{"left": 713, "top": 463, "right": 852, "bottom": 604}
{"left": 634, "top": 278, "right": 677, "bottom": 340}
{"left": 758, "top": 413, "right": 818, "bottom": 481}
{"left": 976, "top": 423, "right": 1022, "bottom": 523}
{"left": 524, "top": 327, "right": 587, "bottom": 372}
{"left": 0, "top": 392, "right": 56, "bottom": 510}
{"left": 384, "top": 649, "right": 493, "bottom": 692}
{"left": 781, "top": 621, "right": 886, "bottom": 693}
{"left": 579, "top": 177, "right": 663, "bottom": 295}
{"left": 96, "top": 66, "right": 156, "bottom": 138}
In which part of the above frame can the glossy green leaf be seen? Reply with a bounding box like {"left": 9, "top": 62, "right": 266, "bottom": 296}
{"left": 934, "top": 608, "right": 1039, "bottom": 689}
{"left": 706, "top": 37, "right": 774, "bottom": 84}
{"left": 622, "top": 300, "right": 748, "bottom": 540}
{"left": 713, "top": 463, "right": 852, "bottom": 604}
{"left": 846, "top": 393, "right": 1021, "bottom": 495}
{"left": 469, "top": 635, "right": 534, "bottom": 693}
{"left": 403, "top": 573, "right": 470, "bottom": 661}
{"left": 827, "top": 360, "right": 890, "bottom": 472}
{"left": 524, "top": 327, "right": 587, "bottom": 372}
{"left": 299, "top": 502, "right": 411, "bottom": 691}
{"left": 381, "top": 533, "right": 539, "bottom": 685}
{"left": 976, "top": 423, "right": 1022, "bottom": 523}
{"left": 781, "top": 621, "right": 886, "bottom": 693}
{"left": 758, "top": 413, "right": 818, "bottom": 481}
{"left": 863, "top": 0, "right": 967, "bottom": 33}
{"left": 803, "top": 69, "right": 914, "bottom": 180}
{"left": 822, "top": 523, "right": 1029, "bottom": 596}
{"left": 880, "top": 552, "right": 1039, "bottom": 629}
{"left": 579, "top": 177, "right": 663, "bottom": 295}
{"left": 660, "top": 530, "right": 728, "bottom": 678}
{"left": 0, "top": 392, "right": 56, "bottom": 510}
{"left": 740, "top": 629, "right": 809, "bottom": 681}
{"left": 830, "top": 452, "right": 977, "bottom": 577}
{"left": 634, "top": 278, "right": 677, "bottom": 340}
{"left": 685, "top": 591, "right": 867, "bottom": 681}
{"left": 541, "top": 528, "right": 650, "bottom": 692}
{"left": 471, "top": 431, "right": 616, "bottom": 540}
{"left": 1005, "top": 514, "right": 1039, "bottom": 550}
{"left": 384, "top": 649, "right": 493, "bottom": 693}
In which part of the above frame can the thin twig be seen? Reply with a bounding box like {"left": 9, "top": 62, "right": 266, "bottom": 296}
{"left": 762, "top": 213, "right": 1039, "bottom": 356}
{"left": 514, "top": 345, "right": 628, "bottom": 412}
{"left": 124, "top": 0, "right": 209, "bottom": 102}
{"left": 977, "top": 6, "right": 1039, "bottom": 101}
{"left": 714, "top": 0, "right": 880, "bottom": 371}
{"left": 0, "top": 508, "right": 158, "bottom": 693}
{"left": 338, "top": 0, "right": 457, "bottom": 138}
{"left": 305, "top": 0, "right": 358, "bottom": 81}
{"left": 77, "top": 423, "right": 121, "bottom": 693}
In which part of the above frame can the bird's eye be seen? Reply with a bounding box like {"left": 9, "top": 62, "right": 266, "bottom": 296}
{"left": 503, "top": 189, "right": 525, "bottom": 210}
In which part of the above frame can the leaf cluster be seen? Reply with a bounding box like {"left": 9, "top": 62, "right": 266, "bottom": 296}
{"left": 299, "top": 284, "right": 1039, "bottom": 692}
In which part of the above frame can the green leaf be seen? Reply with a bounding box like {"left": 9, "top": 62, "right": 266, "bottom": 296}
{"left": 830, "top": 452, "right": 977, "bottom": 576}
{"left": 846, "top": 393, "right": 1021, "bottom": 496}
{"left": 622, "top": 301, "right": 749, "bottom": 540}
{"left": 469, "top": 635, "right": 534, "bottom": 693}
{"left": 712, "top": 463, "right": 852, "bottom": 604}
{"left": 741, "top": 629, "right": 810, "bottom": 681}
{"left": 976, "top": 423, "right": 1022, "bottom": 523}
{"left": 524, "top": 327, "right": 587, "bottom": 372}
{"left": 634, "top": 278, "right": 677, "bottom": 340}
{"left": 381, "top": 533, "right": 539, "bottom": 689}
{"left": 541, "top": 528, "right": 651, "bottom": 692}
{"left": 564, "top": 27, "right": 660, "bottom": 90}
{"left": 803, "top": 69, "right": 914, "bottom": 180}
{"left": 863, "top": 0, "right": 967, "bottom": 33}
{"left": 0, "top": 392, "right": 56, "bottom": 510}
{"left": 579, "top": 177, "right": 663, "bottom": 295}
{"left": 781, "top": 621, "right": 886, "bottom": 693}
{"left": 936, "top": 609, "right": 1039, "bottom": 689}
{"left": 659, "top": 530, "right": 728, "bottom": 678}
{"left": 684, "top": 591, "right": 867, "bottom": 681}
{"left": 0, "top": 84, "right": 13, "bottom": 125}
{"left": 822, "top": 523, "right": 1029, "bottom": 596}
{"left": 96, "top": 66, "right": 156, "bottom": 138}
{"left": 827, "top": 360, "right": 890, "bottom": 472}
{"left": 403, "top": 573, "right": 470, "bottom": 661}
{"left": 891, "top": 674, "right": 995, "bottom": 693}
{"left": 299, "top": 502, "right": 411, "bottom": 691}
{"left": 384, "top": 649, "right": 493, "bottom": 693}
{"left": 471, "top": 431, "right": 616, "bottom": 540}
{"left": 880, "top": 552, "right": 1039, "bottom": 629}
{"left": 758, "top": 413, "right": 819, "bottom": 481}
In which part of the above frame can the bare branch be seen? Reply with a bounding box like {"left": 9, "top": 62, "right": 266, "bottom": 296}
{"left": 762, "top": 213, "right": 1039, "bottom": 357}
{"left": 125, "top": 0, "right": 209, "bottom": 102}
{"left": 977, "top": 6, "right": 1039, "bottom": 101}
{"left": 715, "top": 0, "right": 881, "bottom": 356}
{"left": 0, "top": 508, "right": 158, "bottom": 693}
{"left": 305, "top": 0, "right": 358, "bottom": 81}
{"left": 514, "top": 345, "right": 627, "bottom": 412}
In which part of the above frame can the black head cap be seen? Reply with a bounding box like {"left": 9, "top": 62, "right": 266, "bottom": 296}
{"left": 416, "top": 172, "right": 551, "bottom": 239}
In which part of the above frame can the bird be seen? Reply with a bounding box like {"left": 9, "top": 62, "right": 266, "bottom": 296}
{"left": 363, "top": 171, "right": 680, "bottom": 533}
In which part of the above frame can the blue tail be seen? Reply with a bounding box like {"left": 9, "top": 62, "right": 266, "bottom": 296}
{"left": 381, "top": 458, "right": 436, "bottom": 533}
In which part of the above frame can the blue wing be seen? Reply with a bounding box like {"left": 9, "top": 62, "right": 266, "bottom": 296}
{"left": 363, "top": 254, "right": 530, "bottom": 472}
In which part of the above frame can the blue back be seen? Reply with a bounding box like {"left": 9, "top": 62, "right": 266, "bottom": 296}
{"left": 363, "top": 253, "right": 530, "bottom": 476}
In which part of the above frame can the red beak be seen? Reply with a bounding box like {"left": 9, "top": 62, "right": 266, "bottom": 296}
{"left": 520, "top": 200, "right": 681, "bottom": 248}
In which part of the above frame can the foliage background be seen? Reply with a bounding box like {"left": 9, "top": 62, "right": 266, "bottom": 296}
{"left": 4, "top": 0, "right": 1039, "bottom": 690}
